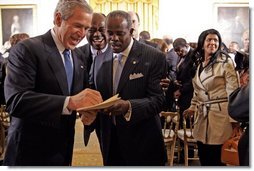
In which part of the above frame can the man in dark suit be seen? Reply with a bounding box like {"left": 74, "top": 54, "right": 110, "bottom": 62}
{"left": 172, "top": 38, "right": 194, "bottom": 162}
{"left": 3, "top": 0, "right": 102, "bottom": 166}
{"left": 228, "top": 41, "right": 245, "bottom": 71}
{"left": 172, "top": 38, "right": 194, "bottom": 118}
{"left": 84, "top": 10, "right": 167, "bottom": 166}
{"left": 79, "top": 12, "right": 108, "bottom": 80}
{"left": 78, "top": 12, "right": 110, "bottom": 147}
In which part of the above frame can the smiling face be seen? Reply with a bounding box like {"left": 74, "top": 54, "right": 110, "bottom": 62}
{"left": 54, "top": 6, "right": 92, "bottom": 50}
{"left": 86, "top": 13, "right": 107, "bottom": 50}
{"left": 203, "top": 34, "right": 220, "bottom": 57}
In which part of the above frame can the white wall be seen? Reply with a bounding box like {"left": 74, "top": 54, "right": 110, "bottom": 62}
{"left": 0, "top": 0, "right": 58, "bottom": 48}
{"left": 0, "top": 0, "right": 250, "bottom": 45}
{"left": 158, "top": 0, "right": 214, "bottom": 42}
{"left": 0, "top": 0, "right": 57, "bottom": 35}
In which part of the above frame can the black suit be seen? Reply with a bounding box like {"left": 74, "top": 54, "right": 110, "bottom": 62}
{"left": 234, "top": 51, "right": 245, "bottom": 71}
{"left": 78, "top": 43, "right": 109, "bottom": 147}
{"left": 175, "top": 48, "right": 195, "bottom": 160}
{"left": 78, "top": 44, "right": 93, "bottom": 77}
{"left": 86, "top": 39, "right": 167, "bottom": 166}
{"left": 78, "top": 43, "right": 110, "bottom": 87}
{"left": 175, "top": 48, "right": 194, "bottom": 115}
{"left": 172, "top": 48, "right": 195, "bottom": 161}
{"left": 3, "top": 31, "right": 88, "bottom": 166}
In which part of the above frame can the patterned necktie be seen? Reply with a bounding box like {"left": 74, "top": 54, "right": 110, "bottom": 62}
{"left": 97, "top": 50, "right": 102, "bottom": 56}
{"left": 63, "top": 49, "right": 73, "bottom": 93}
{"left": 113, "top": 54, "right": 123, "bottom": 94}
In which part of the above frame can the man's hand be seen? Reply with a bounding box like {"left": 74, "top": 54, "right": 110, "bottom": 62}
{"left": 160, "top": 78, "right": 170, "bottom": 91}
{"left": 104, "top": 99, "right": 129, "bottom": 116}
{"left": 183, "top": 109, "right": 195, "bottom": 118}
{"left": 67, "top": 88, "right": 103, "bottom": 111}
{"left": 80, "top": 111, "right": 97, "bottom": 125}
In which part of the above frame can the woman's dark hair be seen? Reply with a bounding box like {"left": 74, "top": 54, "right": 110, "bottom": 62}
{"left": 191, "top": 29, "right": 229, "bottom": 77}
{"left": 194, "top": 29, "right": 222, "bottom": 61}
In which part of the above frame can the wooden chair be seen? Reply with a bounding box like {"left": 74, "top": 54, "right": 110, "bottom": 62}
{"left": 0, "top": 105, "right": 10, "bottom": 159}
{"left": 0, "top": 117, "right": 4, "bottom": 158}
{"left": 160, "top": 111, "right": 180, "bottom": 166}
{"left": 177, "top": 113, "right": 199, "bottom": 166}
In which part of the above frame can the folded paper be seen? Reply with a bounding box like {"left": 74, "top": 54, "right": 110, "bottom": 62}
{"left": 77, "top": 94, "right": 121, "bottom": 112}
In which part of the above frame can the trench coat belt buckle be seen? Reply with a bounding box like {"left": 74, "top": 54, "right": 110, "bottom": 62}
{"left": 199, "top": 97, "right": 228, "bottom": 117}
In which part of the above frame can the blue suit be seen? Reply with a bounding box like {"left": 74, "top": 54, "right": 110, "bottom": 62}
{"left": 3, "top": 31, "right": 88, "bottom": 166}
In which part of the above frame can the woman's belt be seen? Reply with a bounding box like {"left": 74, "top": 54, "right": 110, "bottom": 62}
{"left": 198, "top": 97, "right": 228, "bottom": 117}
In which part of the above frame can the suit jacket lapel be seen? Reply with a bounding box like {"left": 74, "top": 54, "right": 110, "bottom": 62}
{"left": 83, "top": 44, "right": 93, "bottom": 73}
{"left": 117, "top": 40, "right": 140, "bottom": 93}
{"left": 72, "top": 49, "right": 86, "bottom": 95}
{"left": 43, "top": 31, "right": 69, "bottom": 95}
{"left": 95, "top": 48, "right": 113, "bottom": 98}
{"left": 195, "top": 64, "right": 210, "bottom": 91}
{"left": 105, "top": 50, "right": 114, "bottom": 96}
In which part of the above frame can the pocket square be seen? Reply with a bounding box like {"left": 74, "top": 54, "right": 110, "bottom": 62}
{"left": 129, "top": 73, "right": 144, "bottom": 80}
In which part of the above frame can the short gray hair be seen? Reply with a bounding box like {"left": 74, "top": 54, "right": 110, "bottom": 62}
{"left": 54, "top": 0, "right": 93, "bottom": 21}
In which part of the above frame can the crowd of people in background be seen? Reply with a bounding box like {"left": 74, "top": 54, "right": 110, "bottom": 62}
{"left": 0, "top": 0, "right": 249, "bottom": 167}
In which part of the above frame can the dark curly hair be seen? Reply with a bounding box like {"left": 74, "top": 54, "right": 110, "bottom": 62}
{"left": 9, "top": 33, "right": 29, "bottom": 46}
{"left": 191, "top": 29, "right": 230, "bottom": 77}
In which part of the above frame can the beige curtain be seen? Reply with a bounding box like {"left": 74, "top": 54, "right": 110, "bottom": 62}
{"left": 89, "top": 0, "right": 159, "bottom": 38}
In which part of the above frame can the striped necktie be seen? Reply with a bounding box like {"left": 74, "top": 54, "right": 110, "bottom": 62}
{"left": 97, "top": 50, "right": 102, "bottom": 55}
{"left": 113, "top": 54, "right": 123, "bottom": 94}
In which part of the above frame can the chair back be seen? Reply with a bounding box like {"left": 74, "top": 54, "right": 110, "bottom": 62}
{"left": 0, "top": 104, "right": 10, "bottom": 158}
{"left": 160, "top": 111, "right": 180, "bottom": 166}
{"left": 183, "top": 114, "right": 196, "bottom": 143}
{"left": 177, "top": 112, "right": 199, "bottom": 166}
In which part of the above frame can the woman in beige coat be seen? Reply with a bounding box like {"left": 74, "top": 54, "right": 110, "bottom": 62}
{"left": 184, "top": 29, "right": 240, "bottom": 166}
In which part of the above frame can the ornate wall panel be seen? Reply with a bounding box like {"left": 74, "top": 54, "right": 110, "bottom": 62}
{"left": 89, "top": 0, "right": 159, "bottom": 37}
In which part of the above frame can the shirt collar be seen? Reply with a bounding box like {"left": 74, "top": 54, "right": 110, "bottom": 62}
{"left": 51, "top": 28, "right": 66, "bottom": 54}
{"left": 90, "top": 43, "right": 108, "bottom": 56}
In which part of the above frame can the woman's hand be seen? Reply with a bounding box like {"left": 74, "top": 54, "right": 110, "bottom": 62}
{"left": 183, "top": 109, "right": 195, "bottom": 118}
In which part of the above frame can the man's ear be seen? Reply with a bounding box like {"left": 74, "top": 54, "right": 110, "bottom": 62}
{"left": 55, "top": 12, "right": 62, "bottom": 26}
{"left": 130, "top": 28, "right": 134, "bottom": 35}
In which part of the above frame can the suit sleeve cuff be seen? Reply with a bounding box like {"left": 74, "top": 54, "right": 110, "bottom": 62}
{"left": 62, "top": 96, "right": 72, "bottom": 115}
{"left": 123, "top": 100, "right": 132, "bottom": 121}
